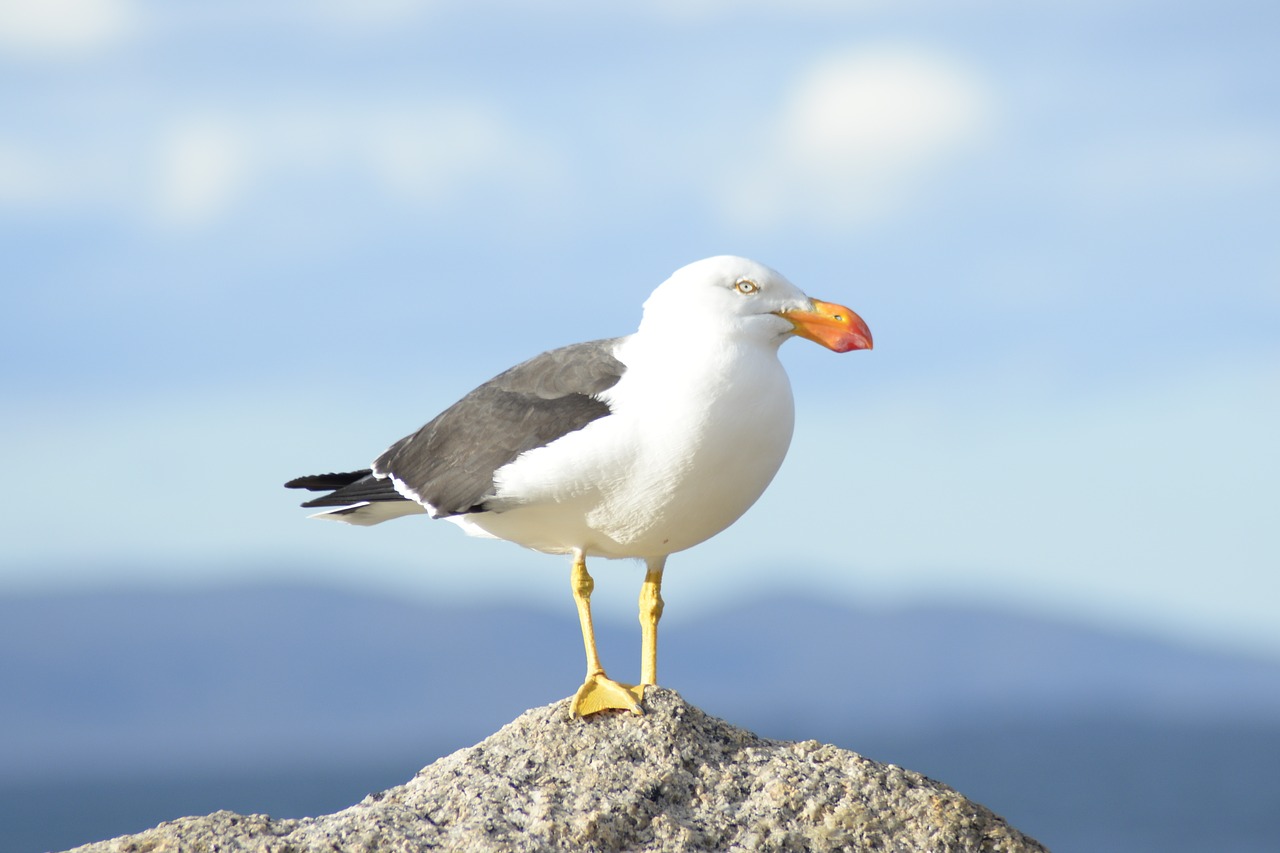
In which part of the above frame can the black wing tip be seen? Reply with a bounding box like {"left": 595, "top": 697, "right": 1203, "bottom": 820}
{"left": 284, "top": 470, "right": 373, "bottom": 491}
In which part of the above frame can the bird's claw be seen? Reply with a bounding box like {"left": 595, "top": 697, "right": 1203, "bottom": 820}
{"left": 570, "top": 672, "right": 645, "bottom": 717}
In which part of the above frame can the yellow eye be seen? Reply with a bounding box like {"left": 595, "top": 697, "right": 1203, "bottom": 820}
{"left": 734, "top": 278, "right": 759, "bottom": 295}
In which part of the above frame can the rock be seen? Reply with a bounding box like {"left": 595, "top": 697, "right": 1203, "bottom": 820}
{"left": 66, "top": 688, "right": 1047, "bottom": 852}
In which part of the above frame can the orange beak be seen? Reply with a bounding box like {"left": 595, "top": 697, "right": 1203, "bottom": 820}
{"left": 778, "top": 300, "right": 873, "bottom": 353}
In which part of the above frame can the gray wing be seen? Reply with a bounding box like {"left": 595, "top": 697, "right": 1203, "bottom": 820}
{"left": 372, "top": 337, "right": 626, "bottom": 517}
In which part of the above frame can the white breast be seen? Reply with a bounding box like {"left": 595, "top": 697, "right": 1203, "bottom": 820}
{"left": 456, "top": 334, "right": 796, "bottom": 559}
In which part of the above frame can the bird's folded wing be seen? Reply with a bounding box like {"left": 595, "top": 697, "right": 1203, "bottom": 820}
{"left": 373, "top": 337, "right": 627, "bottom": 517}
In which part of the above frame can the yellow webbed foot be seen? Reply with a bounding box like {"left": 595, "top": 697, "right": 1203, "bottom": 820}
{"left": 570, "top": 673, "right": 645, "bottom": 717}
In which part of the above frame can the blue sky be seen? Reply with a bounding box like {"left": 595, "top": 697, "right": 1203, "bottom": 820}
{"left": 2, "top": 1, "right": 1277, "bottom": 655}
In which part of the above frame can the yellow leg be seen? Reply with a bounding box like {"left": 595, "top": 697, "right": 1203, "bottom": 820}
{"left": 639, "top": 556, "right": 666, "bottom": 686}
{"left": 569, "top": 550, "right": 644, "bottom": 717}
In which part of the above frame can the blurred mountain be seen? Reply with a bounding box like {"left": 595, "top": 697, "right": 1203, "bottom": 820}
{"left": 3, "top": 582, "right": 1279, "bottom": 852}
{"left": 5, "top": 582, "right": 1280, "bottom": 778}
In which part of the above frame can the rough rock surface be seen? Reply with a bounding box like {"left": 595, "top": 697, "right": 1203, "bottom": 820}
{"left": 68, "top": 689, "right": 1047, "bottom": 852}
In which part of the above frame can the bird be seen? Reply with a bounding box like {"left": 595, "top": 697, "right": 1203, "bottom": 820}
{"left": 285, "top": 255, "right": 872, "bottom": 717}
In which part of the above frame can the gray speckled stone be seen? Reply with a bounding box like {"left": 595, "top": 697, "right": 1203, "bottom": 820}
{"left": 68, "top": 689, "right": 1048, "bottom": 852}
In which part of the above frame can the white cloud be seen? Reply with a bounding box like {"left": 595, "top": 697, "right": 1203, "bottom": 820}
{"left": 0, "top": 99, "right": 561, "bottom": 230}
{"left": 784, "top": 48, "right": 989, "bottom": 178}
{"left": 0, "top": 0, "right": 139, "bottom": 58}
{"left": 150, "top": 118, "right": 252, "bottom": 228}
{"left": 720, "top": 44, "right": 995, "bottom": 228}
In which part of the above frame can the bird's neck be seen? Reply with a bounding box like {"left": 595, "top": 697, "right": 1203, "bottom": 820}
{"left": 611, "top": 327, "right": 789, "bottom": 408}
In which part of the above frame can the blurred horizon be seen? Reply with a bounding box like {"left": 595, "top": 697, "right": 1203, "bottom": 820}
{"left": 2, "top": 0, "right": 1278, "bottom": 663}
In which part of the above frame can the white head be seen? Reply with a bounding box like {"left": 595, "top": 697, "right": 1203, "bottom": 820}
{"left": 638, "top": 255, "right": 872, "bottom": 353}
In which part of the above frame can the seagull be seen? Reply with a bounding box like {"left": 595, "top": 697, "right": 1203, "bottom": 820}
{"left": 286, "top": 256, "right": 872, "bottom": 717}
